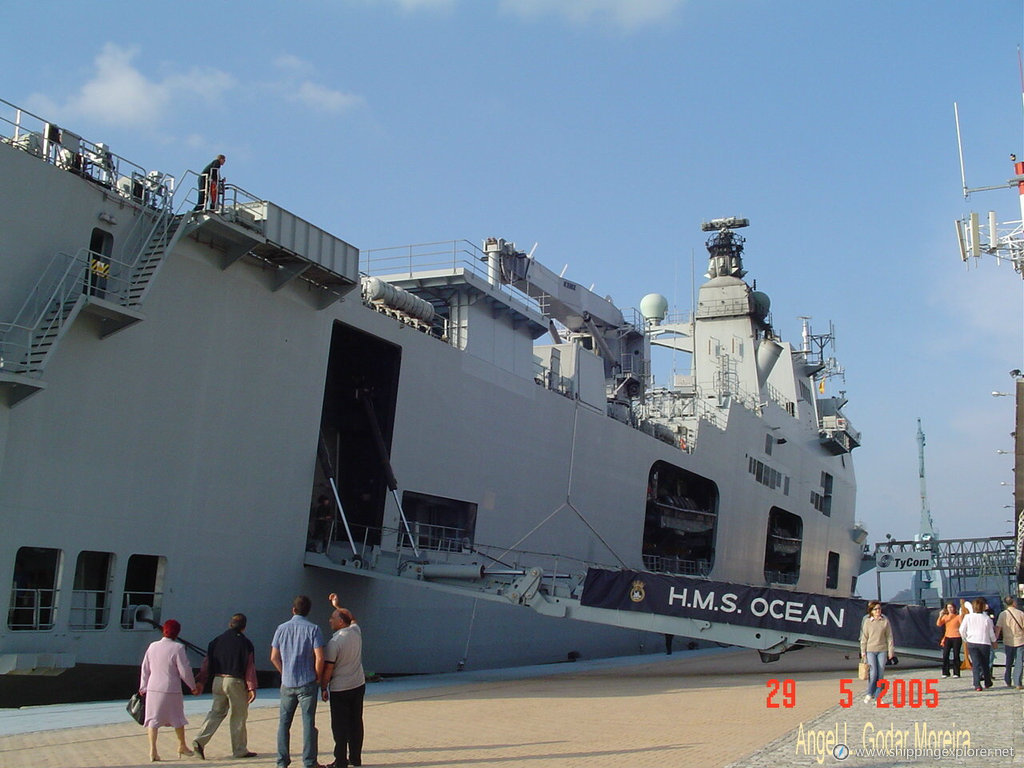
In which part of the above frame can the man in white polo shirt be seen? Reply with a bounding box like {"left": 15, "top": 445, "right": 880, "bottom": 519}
{"left": 321, "top": 593, "right": 366, "bottom": 768}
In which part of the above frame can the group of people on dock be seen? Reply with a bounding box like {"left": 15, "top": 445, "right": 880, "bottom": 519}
{"left": 934, "top": 595, "right": 1024, "bottom": 691}
{"left": 137, "top": 592, "right": 364, "bottom": 767}
{"left": 860, "top": 596, "right": 1024, "bottom": 703}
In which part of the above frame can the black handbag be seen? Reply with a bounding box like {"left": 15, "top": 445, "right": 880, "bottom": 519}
{"left": 127, "top": 692, "right": 145, "bottom": 725}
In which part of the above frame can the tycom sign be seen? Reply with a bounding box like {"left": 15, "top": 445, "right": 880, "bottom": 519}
{"left": 874, "top": 551, "right": 935, "bottom": 572}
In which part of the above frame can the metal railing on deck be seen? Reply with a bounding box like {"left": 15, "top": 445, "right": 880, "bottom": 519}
{"left": 69, "top": 589, "right": 111, "bottom": 630}
{"left": 6, "top": 588, "right": 58, "bottom": 630}
{"left": 398, "top": 522, "right": 470, "bottom": 553}
{"left": 642, "top": 555, "right": 711, "bottom": 577}
{"left": 361, "top": 240, "right": 544, "bottom": 317}
{"left": 0, "top": 97, "right": 175, "bottom": 204}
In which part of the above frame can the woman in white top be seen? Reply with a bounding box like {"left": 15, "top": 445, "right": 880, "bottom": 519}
{"left": 959, "top": 597, "right": 997, "bottom": 691}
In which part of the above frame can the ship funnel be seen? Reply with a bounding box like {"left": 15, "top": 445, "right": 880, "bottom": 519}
{"left": 755, "top": 338, "right": 783, "bottom": 388}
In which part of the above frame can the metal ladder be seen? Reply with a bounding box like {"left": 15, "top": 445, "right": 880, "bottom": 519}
{"left": 0, "top": 207, "right": 187, "bottom": 378}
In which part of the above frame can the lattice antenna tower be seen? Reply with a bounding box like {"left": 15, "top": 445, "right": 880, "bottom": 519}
{"left": 953, "top": 98, "right": 1024, "bottom": 276}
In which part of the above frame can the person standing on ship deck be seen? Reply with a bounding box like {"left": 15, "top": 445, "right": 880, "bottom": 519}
{"left": 192, "top": 613, "right": 259, "bottom": 759}
{"left": 195, "top": 154, "right": 225, "bottom": 211}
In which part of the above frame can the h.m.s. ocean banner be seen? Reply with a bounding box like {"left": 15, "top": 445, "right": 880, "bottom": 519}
{"left": 580, "top": 568, "right": 937, "bottom": 650}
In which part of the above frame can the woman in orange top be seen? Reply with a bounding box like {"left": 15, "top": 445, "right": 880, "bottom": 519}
{"left": 937, "top": 602, "right": 963, "bottom": 677}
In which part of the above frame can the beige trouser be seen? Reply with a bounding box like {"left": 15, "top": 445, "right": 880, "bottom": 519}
{"left": 194, "top": 675, "right": 250, "bottom": 757}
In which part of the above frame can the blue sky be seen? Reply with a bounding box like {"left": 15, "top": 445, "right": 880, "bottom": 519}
{"left": 3, "top": 1, "right": 1023, "bottom": 587}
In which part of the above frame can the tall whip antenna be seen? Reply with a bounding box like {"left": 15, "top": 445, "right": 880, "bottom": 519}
{"left": 954, "top": 101, "right": 968, "bottom": 199}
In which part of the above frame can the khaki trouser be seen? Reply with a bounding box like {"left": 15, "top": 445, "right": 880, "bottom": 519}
{"left": 194, "top": 675, "right": 250, "bottom": 757}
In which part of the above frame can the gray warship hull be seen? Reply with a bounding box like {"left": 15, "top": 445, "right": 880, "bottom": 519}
{"left": 0, "top": 100, "right": 864, "bottom": 704}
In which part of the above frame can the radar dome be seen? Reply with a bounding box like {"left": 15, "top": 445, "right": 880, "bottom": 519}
{"left": 639, "top": 293, "right": 669, "bottom": 325}
{"left": 751, "top": 290, "right": 771, "bottom": 321}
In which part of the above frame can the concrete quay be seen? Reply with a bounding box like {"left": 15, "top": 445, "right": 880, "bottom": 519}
{"left": 0, "top": 647, "right": 1020, "bottom": 768}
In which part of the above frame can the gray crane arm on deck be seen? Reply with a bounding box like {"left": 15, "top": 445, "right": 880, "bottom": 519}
{"left": 501, "top": 248, "right": 625, "bottom": 333}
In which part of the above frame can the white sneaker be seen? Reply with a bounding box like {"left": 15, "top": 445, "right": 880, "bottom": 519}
{"left": 863, "top": 695, "right": 873, "bottom": 704}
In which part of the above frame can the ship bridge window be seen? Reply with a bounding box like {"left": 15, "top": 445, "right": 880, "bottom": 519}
{"left": 400, "top": 491, "right": 477, "bottom": 552}
{"left": 8, "top": 546, "right": 62, "bottom": 631}
{"left": 70, "top": 551, "right": 114, "bottom": 630}
{"left": 764, "top": 508, "right": 802, "bottom": 585}
{"left": 121, "top": 554, "right": 165, "bottom": 630}
{"left": 825, "top": 551, "right": 840, "bottom": 590}
{"left": 642, "top": 461, "right": 719, "bottom": 577}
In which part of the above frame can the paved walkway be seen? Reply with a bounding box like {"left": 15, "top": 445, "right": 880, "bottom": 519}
{"left": 0, "top": 648, "right": 1020, "bottom": 767}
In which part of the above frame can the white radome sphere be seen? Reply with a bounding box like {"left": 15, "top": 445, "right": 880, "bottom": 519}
{"left": 639, "top": 293, "right": 669, "bottom": 325}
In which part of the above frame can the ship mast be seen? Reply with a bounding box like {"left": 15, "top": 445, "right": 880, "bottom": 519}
{"left": 912, "top": 418, "right": 943, "bottom": 603}
{"left": 916, "top": 418, "right": 938, "bottom": 539}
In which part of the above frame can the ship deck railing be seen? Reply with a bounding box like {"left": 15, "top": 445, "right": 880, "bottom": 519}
{"left": 328, "top": 521, "right": 732, "bottom": 596}
{"left": 68, "top": 589, "right": 112, "bottom": 631}
{"left": 360, "top": 240, "right": 545, "bottom": 317}
{"left": 332, "top": 522, "right": 608, "bottom": 589}
{"left": 642, "top": 555, "right": 711, "bottom": 577}
{"left": 6, "top": 588, "right": 57, "bottom": 631}
{"left": 0, "top": 97, "right": 175, "bottom": 204}
{"left": 397, "top": 522, "right": 469, "bottom": 554}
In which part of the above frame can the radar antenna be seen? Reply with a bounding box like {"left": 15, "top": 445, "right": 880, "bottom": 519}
{"left": 701, "top": 216, "right": 750, "bottom": 279}
{"left": 952, "top": 101, "right": 1024, "bottom": 276}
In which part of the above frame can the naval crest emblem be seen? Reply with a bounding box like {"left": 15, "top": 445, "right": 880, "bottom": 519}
{"left": 629, "top": 579, "right": 646, "bottom": 603}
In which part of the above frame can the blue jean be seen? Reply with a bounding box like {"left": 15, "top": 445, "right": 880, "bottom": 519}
{"left": 277, "top": 682, "right": 318, "bottom": 768}
{"left": 1005, "top": 644, "right": 1024, "bottom": 687}
{"left": 865, "top": 651, "right": 886, "bottom": 699}
{"left": 966, "top": 643, "right": 992, "bottom": 689}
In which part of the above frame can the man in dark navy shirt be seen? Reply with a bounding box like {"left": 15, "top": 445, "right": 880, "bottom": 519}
{"left": 193, "top": 613, "right": 258, "bottom": 759}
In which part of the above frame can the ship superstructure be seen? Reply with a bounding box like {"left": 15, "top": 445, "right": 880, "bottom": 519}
{"left": 0, "top": 98, "right": 863, "bottom": 703}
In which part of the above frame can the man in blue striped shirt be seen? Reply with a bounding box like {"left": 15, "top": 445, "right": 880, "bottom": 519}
{"left": 271, "top": 595, "right": 325, "bottom": 768}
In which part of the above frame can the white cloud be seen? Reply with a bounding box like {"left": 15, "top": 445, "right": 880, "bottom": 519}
{"left": 30, "top": 43, "right": 236, "bottom": 129}
{"left": 69, "top": 44, "right": 169, "bottom": 126}
{"left": 164, "top": 67, "right": 237, "bottom": 104}
{"left": 273, "top": 54, "right": 314, "bottom": 75}
{"left": 270, "top": 54, "right": 364, "bottom": 114}
{"left": 375, "top": 0, "right": 457, "bottom": 10}
{"left": 499, "top": 0, "right": 686, "bottom": 30}
{"left": 293, "top": 81, "right": 364, "bottom": 113}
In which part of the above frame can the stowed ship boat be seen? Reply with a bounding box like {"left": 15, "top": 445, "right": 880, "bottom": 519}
{"left": 0, "top": 98, "right": 865, "bottom": 703}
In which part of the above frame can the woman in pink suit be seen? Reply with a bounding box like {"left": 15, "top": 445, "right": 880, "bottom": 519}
{"left": 140, "top": 619, "right": 200, "bottom": 761}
